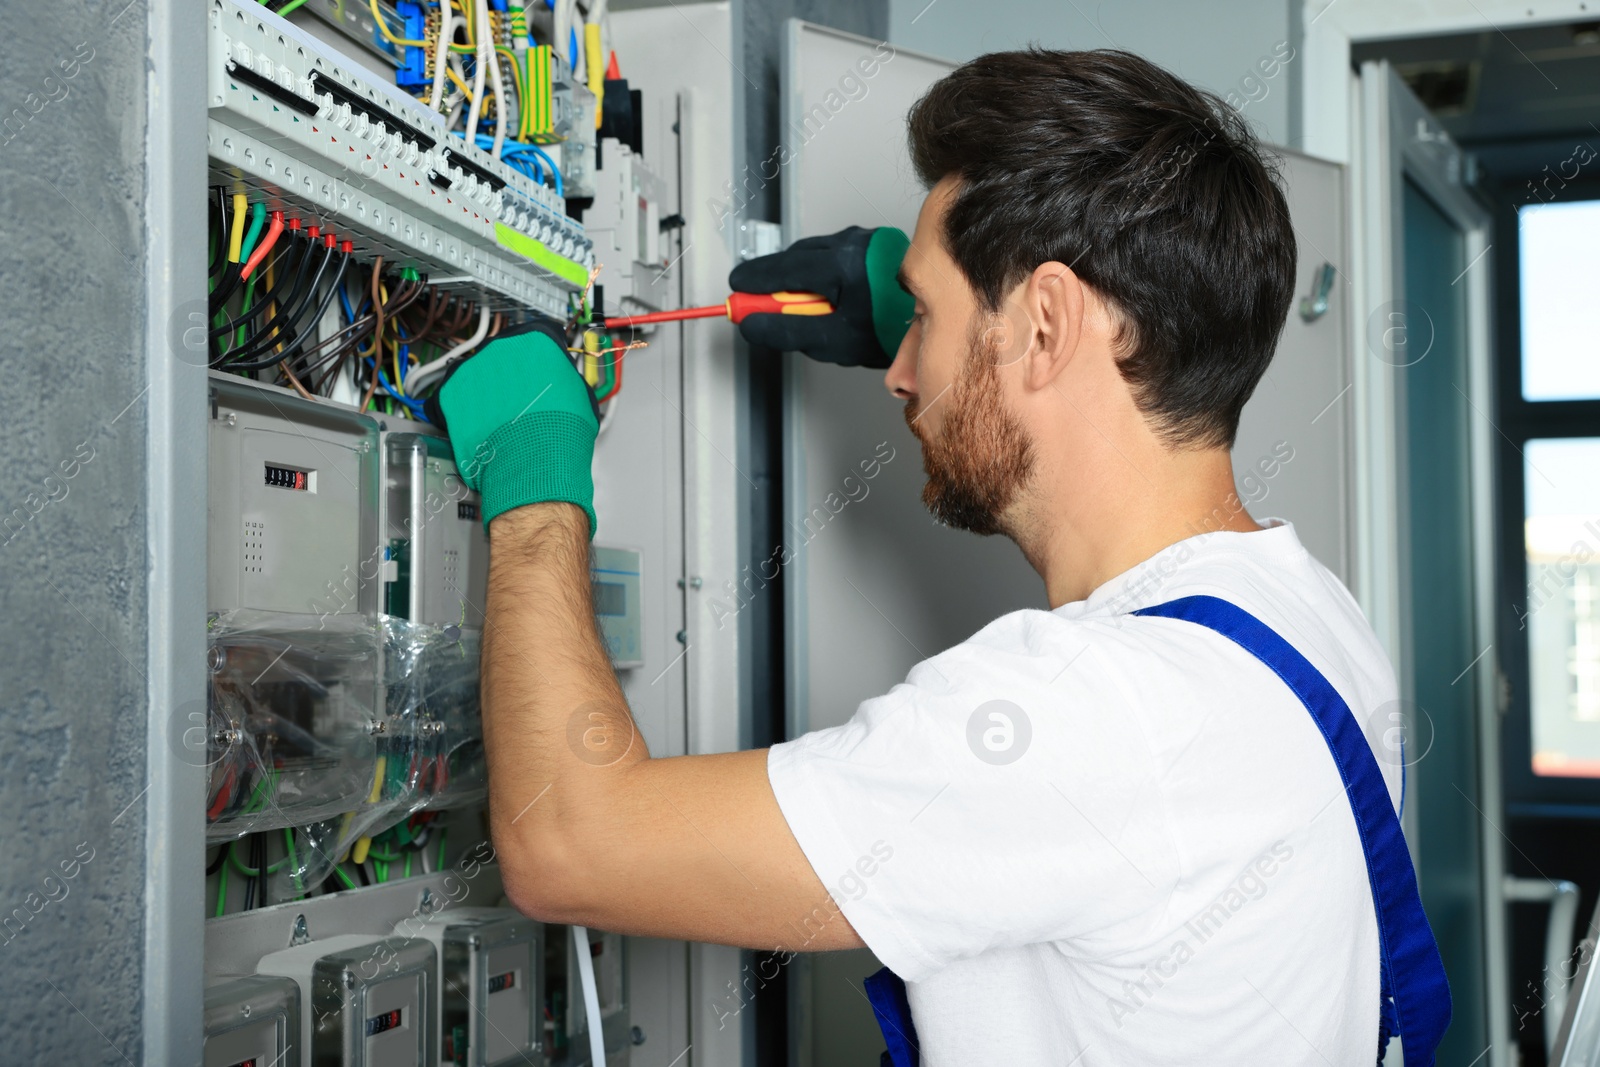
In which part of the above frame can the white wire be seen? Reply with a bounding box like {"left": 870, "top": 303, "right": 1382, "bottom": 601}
{"left": 572, "top": 925, "right": 607, "bottom": 1067}
{"left": 465, "top": 0, "right": 490, "bottom": 140}
{"left": 428, "top": 2, "right": 454, "bottom": 111}
{"left": 485, "top": 0, "right": 508, "bottom": 159}
{"left": 406, "top": 305, "right": 491, "bottom": 391}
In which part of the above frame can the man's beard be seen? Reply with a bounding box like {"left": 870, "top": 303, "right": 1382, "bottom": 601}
{"left": 903, "top": 319, "right": 1035, "bottom": 537}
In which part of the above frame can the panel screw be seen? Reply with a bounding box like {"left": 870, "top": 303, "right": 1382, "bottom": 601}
{"left": 224, "top": 412, "right": 238, "bottom": 427}
{"left": 676, "top": 630, "right": 687, "bottom": 645}
{"left": 630, "top": 1025, "right": 646, "bottom": 1046}
{"left": 291, "top": 914, "right": 310, "bottom": 946}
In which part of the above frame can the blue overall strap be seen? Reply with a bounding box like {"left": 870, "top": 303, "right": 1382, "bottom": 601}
{"left": 1132, "top": 595, "right": 1450, "bottom": 1066}
{"left": 864, "top": 966, "right": 919, "bottom": 1067}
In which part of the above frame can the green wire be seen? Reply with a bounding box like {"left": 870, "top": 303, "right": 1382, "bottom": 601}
{"left": 215, "top": 858, "right": 230, "bottom": 918}
{"left": 375, "top": 859, "right": 388, "bottom": 884}
{"left": 228, "top": 839, "right": 289, "bottom": 877}
{"left": 284, "top": 828, "right": 305, "bottom": 899}
{"left": 276, "top": 0, "right": 313, "bottom": 13}
{"left": 333, "top": 865, "right": 358, "bottom": 891}
{"left": 437, "top": 827, "right": 448, "bottom": 872}
{"left": 241, "top": 767, "right": 279, "bottom": 815}
{"left": 404, "top": 851, "right": 413, "bottom": 879}
{"left": 238, "top": 202, "right": 267, "bottom": 263}
{"left": 233, "top": 279, "right": 256, "bottom": 351}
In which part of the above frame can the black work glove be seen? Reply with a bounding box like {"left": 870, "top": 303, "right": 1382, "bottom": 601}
{"left": 728, "top": 226, "right": 913, "bottom": 369}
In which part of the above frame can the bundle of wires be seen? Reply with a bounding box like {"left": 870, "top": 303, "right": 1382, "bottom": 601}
{"left": 208, "top": 189, "right": 510, "bottom": 414}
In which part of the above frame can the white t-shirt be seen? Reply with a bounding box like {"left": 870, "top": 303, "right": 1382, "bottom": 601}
{"left": 768, "top": 521, "right": 1401, "bottom": 1066}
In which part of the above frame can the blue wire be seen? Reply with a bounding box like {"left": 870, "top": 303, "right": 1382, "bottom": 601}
{"left": 365, "top": 358, "right": 429, "bottom": 418}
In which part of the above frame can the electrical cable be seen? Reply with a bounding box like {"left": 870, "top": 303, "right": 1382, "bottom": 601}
{"left": 215, "top": 237, "right": 335, "bottom": 367}
{"left": 465, "top": 0, "right": 490, "bottom": 141}
{"left": 429, "top": 0, "right": 455, "bottom": 110}
{"left": 404, "top": 304, "right": 490, "bottom": 391}
{"left": 240, "top": 210, "right": 286, "bottom": 280}
{"left": 369, "top": 0, "right": 429, "bottom": 46}
{"left": 237, "top": 202, "right": 268, "bottom": 264}
{"left": 225, "top": 247, "right": 352, "bottom": 371}
{"left": 209, "top": 230, "right": 310, "bottom": 340}
{"left": 487, "top": 8, "right": 509, "bottom": 159}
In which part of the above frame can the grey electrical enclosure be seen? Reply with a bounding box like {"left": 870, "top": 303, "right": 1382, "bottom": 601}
{"left": 382, "top": 430, "right": 489, "bottom": 627}
{"left": 398, "top": 907, "right": 544, "bottom": 1067}
{"left": 257, "top": 933, "right": 437, "bottom": 1067}
{"left": 205, "top": 974, "right": 303, "bottom": 1067}
{"left": 208, "top": 374, "right": 383, "bottom": 618}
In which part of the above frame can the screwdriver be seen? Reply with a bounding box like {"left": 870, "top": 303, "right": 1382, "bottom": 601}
{"left": 605, "top": 290, "right": 833, "bottom": 328}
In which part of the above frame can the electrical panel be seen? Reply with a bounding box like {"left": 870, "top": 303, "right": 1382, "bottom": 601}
{"left": 398, "top": 907, "right": 543, "bottom": 1067}
{"left": 205, "top": 974, "right": 302, "bottom": 1067}
{"left": 198, "top": 1, "right": 690, "bottom": 1061}
{"left": 257, "top": 933, "right": 437, "bottom": 1067}
{"left": 208, "top": 0, "right": 592, "bottom": 317}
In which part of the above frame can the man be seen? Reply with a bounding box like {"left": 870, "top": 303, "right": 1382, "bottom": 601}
{"left": 434, "top": 48, "right": 1448, "bottom": 1065}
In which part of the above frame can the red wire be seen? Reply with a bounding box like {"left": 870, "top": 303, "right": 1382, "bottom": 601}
{"left": 240, "top": 211, "right": 286, "bottom": 280}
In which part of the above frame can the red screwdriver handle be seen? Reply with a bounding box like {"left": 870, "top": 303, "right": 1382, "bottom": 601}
{"left": 724, "top": 291, "right": 833, "bottom": 323}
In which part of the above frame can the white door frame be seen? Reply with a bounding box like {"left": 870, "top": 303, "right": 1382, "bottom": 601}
{"left": 1304, "top": 8, "right": 1559, "bottom": 1060}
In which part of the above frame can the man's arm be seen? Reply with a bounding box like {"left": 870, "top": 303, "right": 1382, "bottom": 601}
{"left": 482, "top": 500, "right": 863, "bottom": 953}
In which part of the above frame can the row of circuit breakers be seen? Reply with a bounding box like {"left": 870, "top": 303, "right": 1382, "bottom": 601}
{"left": 201, "top": 0, "right": 659, "bottom": 1061}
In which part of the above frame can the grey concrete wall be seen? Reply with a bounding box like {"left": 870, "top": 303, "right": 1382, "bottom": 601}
{"left": 888, "top": 0, "right": 1300, "bottom": 149}
{"left": 0, "top": 0, "right": 155, "bottom": 1061}
{"left": 0, "top": 1, "right": 207, "bottom": 1063}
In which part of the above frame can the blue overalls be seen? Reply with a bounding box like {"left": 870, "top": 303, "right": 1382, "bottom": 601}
{"left": 865, "top": 596, "right": 1452, "bottom": 1067}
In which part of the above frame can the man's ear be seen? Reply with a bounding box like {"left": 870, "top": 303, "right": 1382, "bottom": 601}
{"left": 1024, "top": 262, "right": 1084, "bottom": 391}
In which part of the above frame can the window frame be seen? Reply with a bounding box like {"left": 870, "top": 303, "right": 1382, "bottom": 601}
{"left": 1492, "top": 171, "right": 1600, "bottom": 813}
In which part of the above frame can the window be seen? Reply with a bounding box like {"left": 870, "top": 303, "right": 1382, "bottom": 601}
{"left": 1520, "top": 200, "right": 1600, "bottom": 401}
{"left": 1496, "top": 191, "right": 1600, "bottom": 805}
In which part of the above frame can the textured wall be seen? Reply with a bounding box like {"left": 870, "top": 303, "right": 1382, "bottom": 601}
{"left": 0, "top": 0, "right": 156, "bottom": 1061}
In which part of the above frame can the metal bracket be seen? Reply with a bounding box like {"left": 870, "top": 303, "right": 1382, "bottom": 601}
{"left": 1299, "top": 262, "right": 1336, "bottom": 323}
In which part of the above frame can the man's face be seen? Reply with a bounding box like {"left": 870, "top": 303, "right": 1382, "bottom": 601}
{"left": 885, "top": 178, "right": 1035, "bottom": 537}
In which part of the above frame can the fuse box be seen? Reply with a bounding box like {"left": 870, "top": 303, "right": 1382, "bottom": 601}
{"left": 205, "top": 974, "right": 302, "bottom": 1067}
{"left": 396, "top": 907, "right": 543, "bottom": 1067}
{"left": 257, "top": 933, "right": 437, "bottom": 1067}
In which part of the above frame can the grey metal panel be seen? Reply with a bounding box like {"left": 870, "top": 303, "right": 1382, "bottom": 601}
{"left": 1233, "top": 150, "right": 1352, "bottom": 585}
{"left": 609, "top": 7, "right": 742, "bottom": 1066}
{"left": 781, "top": 20, "right": 1044, "bottom": 744}
{"left": 148, "top": 2, "right": 215, "bottom": 1063}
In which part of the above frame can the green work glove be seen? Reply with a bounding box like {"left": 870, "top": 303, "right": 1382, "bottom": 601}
{"left": 428, "top": 321, "right": 599, "bottom": 537}
{"left": 728, "top": 226, "right": 913, "bottom": 369}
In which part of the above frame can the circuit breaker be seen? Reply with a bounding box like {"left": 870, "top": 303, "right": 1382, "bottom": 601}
{"left": 257, "top": 933, "right": 437, "bottom": 1067}
{"left": 204, "top": 974, "right": 302, "bottom": 1067}
{"left": 396, "top": 907, "right": 543, "bottom": 1067}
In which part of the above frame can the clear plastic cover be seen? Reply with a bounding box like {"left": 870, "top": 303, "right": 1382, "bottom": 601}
{"left": 205, "top": 611, "right": 486, "bottom": 897}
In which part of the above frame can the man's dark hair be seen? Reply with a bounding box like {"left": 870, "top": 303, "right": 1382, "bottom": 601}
{"left": 907, "top": 49, "right": 1297, "bottom": 449}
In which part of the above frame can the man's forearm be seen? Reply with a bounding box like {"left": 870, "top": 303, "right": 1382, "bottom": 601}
{"left": 481, "top": 501, "right": 648, "bottom": 912}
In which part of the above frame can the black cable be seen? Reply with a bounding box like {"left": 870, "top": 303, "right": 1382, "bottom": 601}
{"left": 205, "top": 844, "right": 226, "bottom": 877}
{"left": 206, "top": 235, "right": 312, "bottom": 342}
{"left": 214, "top": 239, "right": 334, "bottom": 367}
{"left": 220, "top": 237, "right": 329, "bottom": 363}
{"left": 207, "top": 232, "right": 312, "bottom": 340}
{"left": 228, "top": 251, "right": 353, "bottom": 373}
